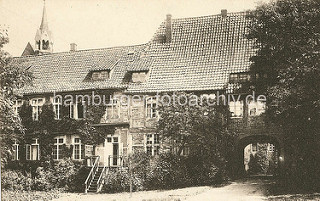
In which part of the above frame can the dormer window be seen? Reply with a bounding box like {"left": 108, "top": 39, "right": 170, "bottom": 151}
{"left": 124, "top": 70, "right": 148, "bottom": 83}
{"left": 229, "top": 73, "right": 250, "bottom": 83}
{"left": 90, "top": 70, "right": 110, "bottom": 81}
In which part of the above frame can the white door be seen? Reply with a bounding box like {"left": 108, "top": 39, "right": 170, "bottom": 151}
{"left": 95, "top": 142, "right": 105, "bottom": 166}
{"left": 105, "top": 136, "right": 120, "bottom": 167}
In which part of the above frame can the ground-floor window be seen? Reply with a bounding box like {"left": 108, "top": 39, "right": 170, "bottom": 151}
{"left": 146, "top": 134, "right": 160, "bottom": 156}
{"left": 12, "top": 141, "right": 19, "bottom": 160}
{"left": 53, "top": 137, "right": 64, "bottom": 160}
{"left": 73, "top": 137, "right": 85, "bottom": 160}
{"left": 26, "top": 138, "right": 40, "bottom": 160}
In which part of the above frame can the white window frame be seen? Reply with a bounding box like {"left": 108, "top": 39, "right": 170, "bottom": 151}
{"left": 13, "top": 99, "right": 23, "bottom": 115}
{"left": 31, "top": 98, "right": 44, "bottom": 121}
{"left": 73, "top": 137, "right": 84, "bottom": 160}
{"left": 248, "top": 100, "right": 266, "bottom": 116}
{"left": 13, "top": 141, "right": 19, "bottom": 160}
{"left": 145, "top": 134, "right": 160, "bottom": 156}
{"left": 268, "top": 143, "right": 275, "bottom": 152}
{"left": 69, "top": 101, "right": 85, "bottom": 120}
{"left": 53, "top": 97, "right": 62, "bottom": 120}
{"left": 105, "top": 96, "right": 120, "bottom": 120}
{"left": 146, "top": 97, "right": 158, "bottom": 119}
{"left": 26, "top": 138, "right": 40, "bottom": 160}
{"left": 229, "top": 100, "right": 244, "bottom": 118}
{"left": 53, "top": 137, "right": 65, "bottom": 160}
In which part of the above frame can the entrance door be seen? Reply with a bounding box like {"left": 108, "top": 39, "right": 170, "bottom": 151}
{"left": 106, "top": 136, "right": 120, "bottom": 167}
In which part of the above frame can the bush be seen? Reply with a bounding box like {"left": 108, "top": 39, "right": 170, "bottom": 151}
{"left": 1, "top": 170, "right": 33, "bottom": 191}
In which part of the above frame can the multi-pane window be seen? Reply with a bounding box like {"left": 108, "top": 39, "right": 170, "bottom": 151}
{"left": 229, "top": 73, "right": 250, "bottom": 83}
{"left": 53, "top": 137, "right": 64, "bottom": 160}
{"left": 268, "top": 143, "right": 275, "bottom": 152}
{"left": 252, "top": 143, "right": 258, "bottom": 152}
{"left": 53, "top": 97, "right": 62, "bottom": 120}
{"left": 146, "top": 97, "right": 157, "bottom": 118}
{"left": 91, "top": 70, "right": 109, "bottom": 81}
{"left": 31, "top": 98, "right": 44, "bottom": 120}
{"left": 73, "top": 138, "right": 85, "bottom": 160}
{"left": 229, "top": 100, "right": 243, "bottom": 118}
{"left": 26, "top": 138, "right": 40, "bottom": 160}
{"left": 105, "top": 97, "right": 119, "bottom": 119}
{"left": 68, "top": 99, "right": 85, "bottom": 119}
{"left": 146, "top": 134, "right": 160, "bottom": 156}
{"left": 131, "top": 71, "right": 148, "bottom": 83}
{"left": 248, "top": 100, "right": 266, "bottom": 116}
{"left": 13, "top": 99, "right": 23, "bottom": 115}
{"left": 12, "top": 141, "right": 19, "bottom": 160}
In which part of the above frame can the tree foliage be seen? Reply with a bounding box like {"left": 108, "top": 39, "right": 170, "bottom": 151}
{"left": 247, "top": 0, "right": 320, "bottom": 190}
{"left": 0, "top": 28, "right": 33, "bottom": 165}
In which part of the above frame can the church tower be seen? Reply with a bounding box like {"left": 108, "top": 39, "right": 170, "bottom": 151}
{"left": 34, "top": 0, "right": 53, "bottom": 54}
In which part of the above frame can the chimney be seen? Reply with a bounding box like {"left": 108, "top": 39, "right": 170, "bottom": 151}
{"left": 221, "top": 9, "right": 227, "bottom": 17}
{"left": 70, "top": 43, "right": 77, "bottom": 51}
{"left": 165, "top": 14, "right": 172, "bottom": 43}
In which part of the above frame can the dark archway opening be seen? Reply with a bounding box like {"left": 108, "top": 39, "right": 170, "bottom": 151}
{"left": 235, "top": 135, "right": 282, "bottom": 178}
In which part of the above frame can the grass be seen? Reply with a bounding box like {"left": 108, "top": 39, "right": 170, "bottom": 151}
{"left": 1, "top": 189, "right": 61, "bottom": 201}
{"left": 268, "top": 193, "right": 320, "bottom": 200}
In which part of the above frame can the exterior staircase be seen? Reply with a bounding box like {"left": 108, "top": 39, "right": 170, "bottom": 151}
{"left": 87, "top": 167, "right": 104, "bottom": 193}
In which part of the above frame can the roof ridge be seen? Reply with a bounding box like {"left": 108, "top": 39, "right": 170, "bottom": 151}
{"left": 171, "top": 11, "right": 248, "bottom": 22}
{"left": 15, "top": 43, "right": 147, "bottom": 59}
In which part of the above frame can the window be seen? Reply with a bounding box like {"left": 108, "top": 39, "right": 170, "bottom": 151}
{"left": 13, "top": 99, "right": 23, "bottom": 115}
{"left": 91, "top": 70, "right": 110, "bottom": 81}
{"left": 252, "top": 143, "right": 258, "bottom": 152}
{"left": 73, "top": 138, "right": 85, "bottom": 160}
{"left": 146, "top": 97, "right": 157, "bottom": 118}
{"left": 146, "top": 134, "right": 160, "bottom": 156}
{"left": 12, "top": 141, "right": 19, "bottom": 160}
{"left": 53, "top": 137, "right": 64, "bottom": 160}
{"left": 268, "top": 144, "right": 275, "bottom": 152}
{"left": 26, "top": 138, "right": 39, "bottom": 160}
{"left": 229, "top": 100, "right": 243, "bottom": 118}
{"left": 31, "top": 98, "right": 44, "bottom": 120}
{"left": 68, "top": 99, "right": 85, "bottom": 119}
{"left": 248, "top": 100, "right": 266, "bottom": 116}
{"left": 131, "top": 71, "right": 147, "bottom": 83}
{"left": 53, "top": 97, "right": 62, "bottom": 120}
{"left": 105, "top": 96, "right": 119, "bottom": 119}
{"left": 229, "top": 73, "right": 250, "bottom": 83}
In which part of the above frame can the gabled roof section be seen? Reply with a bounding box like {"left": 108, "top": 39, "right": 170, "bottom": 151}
{"left": 21, "top": 42, "right": 35, "bottom": 56}
{"left": 126, "top": 11, "right": 256, "bottom": 93}
{"left": 15, "top": 45, "right": 145, "bottom": 95}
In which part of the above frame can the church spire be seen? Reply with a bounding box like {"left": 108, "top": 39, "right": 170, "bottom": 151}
{"left": 40, "top": 0, "right": 49, "bottom": 31}
{"left": 34, "top": 0, "right": 53, "bottom": 55}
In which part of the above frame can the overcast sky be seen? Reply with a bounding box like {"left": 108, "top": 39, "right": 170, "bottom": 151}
{"left": 0, "top": 0, "right": 268, "bottom": 57}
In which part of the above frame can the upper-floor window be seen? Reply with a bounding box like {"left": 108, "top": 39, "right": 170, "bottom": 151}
{"left": 268, "top": 143, "right": 275, "bottom": 152}
{"left": 26, "top": 138, "right": 40, "bottom": 160}
{"left": 53, "top": 97, "right": 62, "bottom": 120}
{"left": 31, "top": 98, "right": 44, "bottom": 121}
{"left": 146, "top": 97, "right": 157, "bottom": 119}
{"left": 146, "top": 134, "right": 160, "bottom": 156}
{"left": 229, "top": 73, "right": 250, "bottom": 83}
{"left": 53, "top": 137, "right": 64, "bottom": 160}
{"left": 73, "top": 137, "right": 84, "bottom": 160}
{"left": 105, "top": 96, "right": 119, "bottom": 119}
{"left": 124, "top": 70, "right": 148, "bottom": 83}
{"left": 68, "top": 98, "right": 85, "bottom": 119}
{"left": 248, "top": 100, "right": 266, "bottom": 116}
{"left": 13, "top": 99, "right": 23, "bottom": 115}
{"left": 252, "top": 143, "right": 258, "bottom": 152}
{"left": 229, "top": 100, "right": 243, "bottom": 118}
{"left": 91, "top": 70, "right": 110, "bottom": 81}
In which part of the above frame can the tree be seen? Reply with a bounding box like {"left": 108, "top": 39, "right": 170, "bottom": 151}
{"left": 157, "top": 92, "right": 235, "bottom": 178}
{"left": 247, "top": 0, "right": 320, "bottom": 190}
{"left": 0, "top": 28, "right": 32, "bottom": 165}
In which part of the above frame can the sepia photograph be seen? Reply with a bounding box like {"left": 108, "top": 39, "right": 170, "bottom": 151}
{"left": 0, "top": 0, "right": 319, "bottom": 200}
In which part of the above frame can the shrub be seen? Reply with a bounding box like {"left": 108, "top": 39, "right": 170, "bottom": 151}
{"left": 1, "top": 170, "right": 33, "bottom": 191}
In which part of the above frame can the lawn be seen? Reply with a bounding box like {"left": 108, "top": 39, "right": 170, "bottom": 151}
{"left": 1, "top": 189, "right": 61, "bottom": 201}
{"left": 268, "top": 193, "right": 320, "bottom": 201}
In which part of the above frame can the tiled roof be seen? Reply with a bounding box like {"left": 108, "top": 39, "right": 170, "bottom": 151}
{"left": 14, "top": 45, "right": 145, "bottom": 95}
{"left": 16, "top": 11, "right": 255, "bottom": 95}
{"left": 126, "top": 12, "right": 256, "bottom": 93}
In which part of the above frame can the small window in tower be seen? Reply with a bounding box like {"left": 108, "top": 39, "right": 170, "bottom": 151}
{"left": 42, "top": 40, "right": 49, "bottom": 50}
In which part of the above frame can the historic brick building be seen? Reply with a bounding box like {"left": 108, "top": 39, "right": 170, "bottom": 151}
{"left": 13, "top": 4, "right": 284, "bottom": 192}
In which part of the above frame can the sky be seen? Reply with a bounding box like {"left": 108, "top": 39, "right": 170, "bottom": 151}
{"left": 0, "top": 0, "right": 268, "bottom": 57}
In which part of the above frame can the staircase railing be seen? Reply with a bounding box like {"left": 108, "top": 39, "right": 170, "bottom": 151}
{"left": 84, "top": 156, "right": 100, "bottom": 193}
{"left": 96, "top": 166, "right": 108, "bottom": 192}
